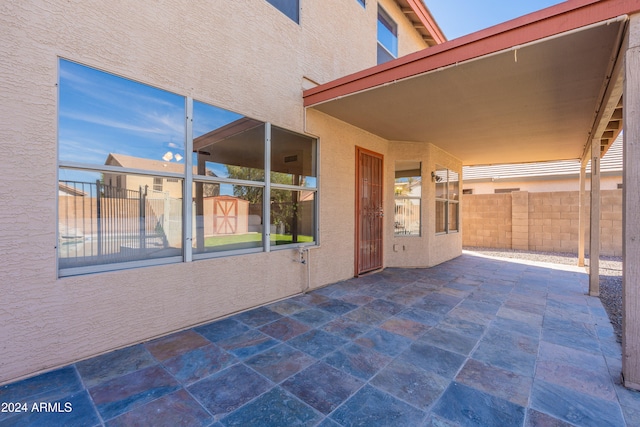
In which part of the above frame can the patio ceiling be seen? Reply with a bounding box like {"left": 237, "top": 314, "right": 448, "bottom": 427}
{"left": 304, "top": 0, "right": 640, "bottom": 166}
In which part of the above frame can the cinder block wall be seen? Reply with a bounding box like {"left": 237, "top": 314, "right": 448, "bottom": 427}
{"left": 461, "top": 193, "right": 512, "bottom": 248}
{"left": 462, "top": 190, "right": 622, "bottom": 256}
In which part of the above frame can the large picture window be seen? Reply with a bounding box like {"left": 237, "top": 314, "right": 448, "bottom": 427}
{"left": 58, "top": 59, "right": 317, "bottom": 276}
{"left": 435, "top": 165, "right": 459, "bottom": 234}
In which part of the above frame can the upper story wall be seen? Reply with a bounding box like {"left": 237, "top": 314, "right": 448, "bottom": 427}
{"left": 0, "top": 0, "right": 429, "bottom": 135}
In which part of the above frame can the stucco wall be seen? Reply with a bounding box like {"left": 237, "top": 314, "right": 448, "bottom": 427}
{"left": 462, "top": 190, "right": 622, "bottom": 256}
{"left": 385, "top": 142, "right": 463, "bottom": 268}
{"left": 461, "top": 194, "right": 513, "bottom": 248}
{"left": 0, "top": 0, "right": 437, "bottom": 384}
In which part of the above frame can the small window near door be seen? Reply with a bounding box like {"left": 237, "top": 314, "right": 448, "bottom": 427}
{"left": 394, "top": 161, "right": 421, "bottom": 236}
{"left": 435, "top": 165, "right": 459, "bottom": 234}
{"left": 377, "top": 6, "right": 398, "bottom": 64}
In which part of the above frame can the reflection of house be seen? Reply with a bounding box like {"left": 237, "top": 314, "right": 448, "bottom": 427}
{"left": 4, "top": 0, "right": 640, "bottom": 390}
{"left": 463, "top": 134, "right": 623, "bottom": 194}
{"left": 58, "top": 183, "right": 87, "bottom": 197}
{"left": 104, "top": 153, "right": 186, "bottom": 198}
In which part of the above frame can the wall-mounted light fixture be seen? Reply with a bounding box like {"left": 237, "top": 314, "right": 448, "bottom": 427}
{"left": 431, "top": 171, "right": 443, "bottom": 183}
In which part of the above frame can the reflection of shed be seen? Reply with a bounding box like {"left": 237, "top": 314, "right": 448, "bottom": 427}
{"left": 203, "top": 196, "right": 249, "bottom": 236}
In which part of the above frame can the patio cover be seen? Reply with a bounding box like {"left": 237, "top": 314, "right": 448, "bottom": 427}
{"left": 303, "top": 0, "right": 640, "bottom": 166}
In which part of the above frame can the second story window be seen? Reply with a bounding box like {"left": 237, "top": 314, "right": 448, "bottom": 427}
{"left": 357, "top": 0, "right": 366, "bottom": 7}
{"left": 377, "top": 6, "right": 397, "bottom": 64}
{"left": 266, "top": 0, "right": 300, "bottom": 23}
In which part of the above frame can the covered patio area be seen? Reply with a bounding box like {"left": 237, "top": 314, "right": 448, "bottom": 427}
{"left": 304, "top": 0, "right": 640, "bottom": 391}
{"left": 1, "top": 252, "right": 637, "bottom": 426}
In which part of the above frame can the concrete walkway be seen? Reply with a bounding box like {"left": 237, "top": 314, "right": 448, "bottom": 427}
{"left": 1, "top": 253, "right": 639, "bottom": 426}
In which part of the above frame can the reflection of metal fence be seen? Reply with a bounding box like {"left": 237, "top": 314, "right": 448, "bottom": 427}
{"left": 58, "top": 180, "right": 168, "bottom": 267}
{"left": 394, "top": 199, "right": 420, "bottom": 235}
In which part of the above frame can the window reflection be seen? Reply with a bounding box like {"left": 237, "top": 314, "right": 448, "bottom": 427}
{"left": 377, "top": 6, "right": 398, "bottom": 64}
{"left": 434, "top": 165, "right": 459, "bottom": 234}
{"left": 58, "top": 169, "right": 183, "bottom": 269}
{"left": 193, "top": 102, "right": 265, "bottom": 181}
{"left": 193, "top": 185, "right": 264, "bottom": 253}
{"left": 58, "top": 59, "right": 185, "bottom": 172}
{"left": 394, "top": 161, "right": 421, "bottom": 236}
{"left": 270, "top": 189, "right": 315, "bottom": 246}
{"left": 58, "top": 60, "right": 318, "bottom": 275}
{"left": 271, "top": 126, "right": 317, "bottom": 187}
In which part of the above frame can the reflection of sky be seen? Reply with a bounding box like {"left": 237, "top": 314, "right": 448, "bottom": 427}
{"left": 59, "top": 59, "right": 185, "bottom": 166}
{"left": 377, "top": 14, "right": 397, "bottom": 56}
{"left": 58, "top": 60, "right": 316, "bottom": 188}
{"left": 59, "top": 60, "right": 248, "bottom": 180}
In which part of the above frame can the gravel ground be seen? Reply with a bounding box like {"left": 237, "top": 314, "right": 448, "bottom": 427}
{"left": 464, "top": 247, "right": 623, "bottom": 343}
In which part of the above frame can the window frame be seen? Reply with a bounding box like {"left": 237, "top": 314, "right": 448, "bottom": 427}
{"left": 435, "top": 165, "right": 460, "bottom": 235}
{"left": 57, "top": 59, "right": 318, "bottom": 277}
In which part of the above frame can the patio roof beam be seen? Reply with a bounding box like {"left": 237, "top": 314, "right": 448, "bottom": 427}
{"left": 589, "top": 136, "right": 601, "bottom": 297}
{"left": 622, "top": 12, "right": 640, "bottom": 391}
{"left": 578, "top": 163, "right": 586, "bottom": 267}
{"left": 579, "top": 17, "right": 627, "bottom": 163}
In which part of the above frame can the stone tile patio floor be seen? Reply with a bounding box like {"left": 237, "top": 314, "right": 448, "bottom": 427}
{"left": 2, "top": 253, "right": 639, "bottom": 426}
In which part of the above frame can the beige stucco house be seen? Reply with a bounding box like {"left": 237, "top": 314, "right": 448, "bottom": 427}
{"left": 463, "top": 134, "right": 623, "bottom": 194}
{"left": 2, "top": 0, "right": 640, "bottom": 391}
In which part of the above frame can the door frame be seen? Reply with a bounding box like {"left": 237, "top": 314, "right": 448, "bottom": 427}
{"left": 354, "top": 146, "right": 384, "bottom": 276}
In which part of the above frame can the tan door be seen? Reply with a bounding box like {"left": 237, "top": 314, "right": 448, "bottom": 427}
{"left": 355, "top": 147, "right": 384, "bottom": 275}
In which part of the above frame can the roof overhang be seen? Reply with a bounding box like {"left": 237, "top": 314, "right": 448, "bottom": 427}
{"left": 394, "top": 0, "right": 446, "bottom": 46}
{"left": 304, "top": 0, "right": 640, "bottom": 166}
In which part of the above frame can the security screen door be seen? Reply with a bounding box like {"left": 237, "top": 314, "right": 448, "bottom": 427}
{"left": 355, "top": 147, "right": 384, "bottom": 275}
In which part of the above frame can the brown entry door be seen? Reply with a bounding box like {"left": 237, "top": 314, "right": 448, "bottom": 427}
{"left": 355, "top": 147, "right": 384, "bottom": 275}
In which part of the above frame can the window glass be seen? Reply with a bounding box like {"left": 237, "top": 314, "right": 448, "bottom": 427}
{"left": 58, "top": 169, "right": 183, "bottom": 269}
{"left": 265, "top": 0, "right": 299, "bottom": 23}
{"left": 448, "top": 202, "right": 459, "bottom": 232}
{"left": 377, "top": 7, "right": 398, "bottom": 64}
{"left": 435, "top": 200, "right": 446, "bottom": 234}
{"left": 357, "top": 0, "right": 365, "bottom": 6}
{"left": 394, "top": 161, "right": 421, "bottom": 236}
{"left": 193, "top": 101, "right": 265, "bottom": 181}
{"left": 58, "top": 60, "right": 317, "bottom": 275}
{"left": 449, "top": 170, "right": 459, "bottom": 200}
{"left": 434, "top": 165, "right": 460, "bottom": 234}
{"left": 270, "top": 189, "right": 315, "bottom": 246}
{"left": 193, "top": 185, "right": 264, "bottom": 254}
{"left": 435, "top": 166, "right": 447, "bottom": 198}
{"left": 271, "top": 126, "right": 317, "bottom": 187}
{"left": 58, "top": 59, "right": 185, "bottom": 172}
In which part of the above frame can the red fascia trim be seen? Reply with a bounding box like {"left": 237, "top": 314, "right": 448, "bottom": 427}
{"left": 304, "top": 0, "right": 640, "bottom": 107}
{"left": 405, "top": 0, "right": 447, "bottom": 44}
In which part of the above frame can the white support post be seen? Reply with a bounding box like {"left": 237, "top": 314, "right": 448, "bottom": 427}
{"left": 589, "top": 137, "right": 600, "bottom": 297}
{"left": 578, "top": 161, "right": 587, "bottom": 267}
{"left": 623, "top": 13, "right": 640, "bottom": 391}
